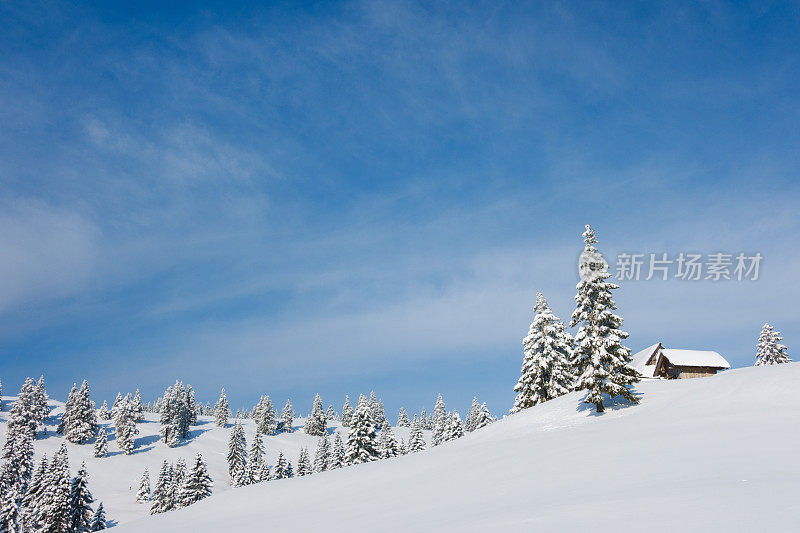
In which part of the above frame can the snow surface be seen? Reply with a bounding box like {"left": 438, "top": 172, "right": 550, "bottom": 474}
{"left": 110, "top": 364, "right": 800, "bottom": 532}
{"left": 0, "top": 401, "right": 429, "bottom": 527}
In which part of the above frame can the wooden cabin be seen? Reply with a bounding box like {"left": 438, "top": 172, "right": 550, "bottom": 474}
{"left": 630, "top": 343, "right": 730, "bottom": 379}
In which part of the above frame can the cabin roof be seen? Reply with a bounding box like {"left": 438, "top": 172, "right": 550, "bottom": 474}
{"left": 629, "top": 344, "right": 730, "bottom": 378}
{"left": 659, "top": 349, "right": 731, "bottom": 369}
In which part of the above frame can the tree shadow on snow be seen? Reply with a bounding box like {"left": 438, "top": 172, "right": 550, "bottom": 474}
{"left": 575, "top": 390, "right": 643, "bottom": 416}
{"left": 135, "top": 434, "right": 162, "bottom": 448}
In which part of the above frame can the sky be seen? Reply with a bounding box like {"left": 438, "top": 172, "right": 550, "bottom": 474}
{"left": 1, "top": 0, "right": 799, "bottom": 417}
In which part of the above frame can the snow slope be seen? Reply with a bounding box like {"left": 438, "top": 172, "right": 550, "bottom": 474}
{"left": 115, "top": 364, "right": 800, "bottom": 532}
{"left": 0, "top": 400, "right": 428, "bottom": 527}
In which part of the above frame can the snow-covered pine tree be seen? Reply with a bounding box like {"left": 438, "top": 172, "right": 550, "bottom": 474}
{"left": 442, "top": 411, "right": 464, "bottom": 443}
{"left": 173, "top": 458, "right": 187, "bottom": 500}
{"left": 132, "top": 389, "right": 145, "bottom": 422}
{"left": 0, "top": 484, "right": 21, "bottom": 533}
{"left": 136, "top": 468, "right": 151, "bottom": 503}
{"left": 214, "top": 389, "right": 230, "bottom": 428}
{"left": 185, "top": 385, "right": 197, "bottom": 425}
{"left": 755, "top": 323, "right": 792, "bottom": 365}
{"left": 110, "top": 393, "right": 122, "bottom": 420}
{"left": 345, "top": 395, "right": 380, "bottom": 465}
{"left": 150, "top": 461, "right": 174, "bottom": 515}
{"left": 57, "top": 383, "right": 79, "bottom": 435}
{"left": 397, "top": 407, "right": 410, "bottom": 427}
{"left": 179, "top": 453, "right": 213, "bottom": 508}
{"left": 271, "top": 453, "right": 288, "bottom": 480}
{"left": 419, "top": 407, "right": 429, "bottom": 430}
{"left": 113, "top": 395, "right": 137, "bottom": 455}
{"left": 226, "top": 423, "right": 247, "bottom": 487}
{"left": 20, "top": 454, "right": 48, "bottom": 530}
{"left": 341, "top": 395, "right": 354, "bottom": 427}
{"left": 296, "top": 448, "right": 312, "bottom": 476}
{"left": 93, "top": 427, "right": 108, "bottom": 458}
{"left": 431, "top": 394, "right": 447, "bottom": 446}
{"left": 571, "top": 225, "right": 639, "bottom": 413}
{"left": 379, "top": 425, "right": 400, "bottom": 459}
{"left": 244, "top": 431, "right": 265, "bottom": 484}
{"left": 280, "top": 399, "right": 294, "bottom": 433}
{"left": 68, "top": 462, "right": 94, "bottom": 532}
{"left": 330, "top": 432, "right": 345, "bottom": 470}
{"left": 398, "top": 438, "right": 407, "bottom": 455}
{"left": 1, "top": 402, "right": 35, "bottom": 494}
{"left": 313, "top": 435, "right": 330, "bottom": 473}
{"left": 465, "top": 397, "right": 479, "bottom": 432}
{"left": 407, "top": 419, "right": 426, "bottom": 453}
{"left": 474, "top": 402, "right": 494, "bottom": 430}
{"left": 97, "top": 401, "right": 109, "bottom": 421}
{"left": 40, "top": 443, "right": 72, "bottom": 533}
{"left": 304, "top": 394, "right": 327, "bottom": 436}
{"left": 284, "top": 460, "right": 294, "bottom": 479}
{"left": 512, "top": 293, "right": 574, "bottom": 413}
{"left": 325, "top": 405, "right": 337, "bottom": 420}
{"left": 33, "top": 376, "right": 49, "bottom": 432}
{"left": 373, "top": 398, "right": 387, "bottom": 429}
{"left": 90, "top": 502, "right": 106, "bottom": 531}
{"left": 254, "top": 395, "right": 277, "bottom": 436}
{"left": 67, "top": 380, "right": 99, "bottom": 444}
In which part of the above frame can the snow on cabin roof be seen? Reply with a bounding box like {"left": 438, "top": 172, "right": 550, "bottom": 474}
{"left": 659, "top": 349, "right": 730, "bottom": 369}
{"left": 630, "top": 343, "right": 661, "bottom": 377}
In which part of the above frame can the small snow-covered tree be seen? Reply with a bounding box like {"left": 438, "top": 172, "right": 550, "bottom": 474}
{"left": 330, "top": 432, "right": 345, "bottom": 470}
{"left": 226, "top": 423, "right": 247, "bottom": 486}
{"left": 254, "top": 396, "right": 277, "bottom": 435}
{"left": 93, "top": 428, "right": 108, "bottom": 458}
{"left": 20, "top": 454, "right": 48, "bottom": 530}
{"left": 150, "top": 461, "right": 173, "bottom": 515}
{"left": 397, "top": 407, "right": 410, "bottom": 427}
{"left": 407, "top": 420, "right": 426, "bottom": 453}
{"left": 90, "top": 502, "right": 106, "bottom": 531}
{"left": 431, "top": 394, "right": 447, "bottom": 446}
{"left": 474, "top": 403, "right": 495, "bottom": 430}
{"left": 296, "top": 448, "right": 312, "bottom": 476}
{"left": 512, "top": 293, "right": 574, "bottom": 413}
{"left": 66, "top": 380, "right": 99, "bottom": 444}
{"left": 69, "top": 462, "right": 94, "bottom": 533}
{"left": 441, "top": 411, "right": 464, "bottom": 443}
{"left": 271, "top": 453, "right": 288, "bottom": 480}
{"left": 755, "top": 323, "right": 792, "bottom": 366}
{"left": 341, "top": 396, "right": 354, "bottom": 427}
{"left": 304, "top": 394, "right": 327, "bottom": 436}
{"left": 0, "top": 484, "right": 22, "bottom": 533}
{"left": 465, "top": 397, "right": 480, "bottom": 432}
{"left": 57, "top": 383, "right": 78, "bottom": 436}
{"left": 379, "top": 425, "right": 401, "bottom": 459}
{"left": 179, "top": 454, "right": 213, "bottom": 507}
{"left": 571, "top": 225, "right": 639, "bottom": 413}
{"left": 40, "top": 443, "right": 72, "bottom": 533}
{"left": 214, "top": 389, "right": 230, "bottom": 428}
{"left": 325, "top": 405, "right": 337, "bottom": 420}
{"left": 113, "top": 396, "right": 137, "bottom": 455}
{"left": 245, "top": 431, "right": 266, "bottom": 484}
{"left": 97, "top": 401, "right": 110, "bottom": 421}
{"left": 345, "top": 395, "right": 380, "bottom": 465}
{"left": 280, "top": 399, "right": 294, "bottom": 433}
{"left": 313, "top": 436, "right": 330, "bottom": 473}
{"left": 132, "top": 389, "right": 145, "bottom": 422}
{"left": 172, "top": 458, "right": 187, "bottom": 499}
{"left": 136, "top": 468, "right": 151, "bottom": 503}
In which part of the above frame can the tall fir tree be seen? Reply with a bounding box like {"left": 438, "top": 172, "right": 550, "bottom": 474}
{"left": 325, "top": 405, "right": 337, "bottom": 420}
{"left": 214, "top": 389, "right": 230, "bottom": 428}
{"left": 113, "top": 395, "right": 137, "bottom": 455}
{"left": 66, "top": 380, "right": 99, "bottom": 444}
{"left": 571, "top": 225, "right": 639, "bottom": 413}
{"left": 68, "top": 462, "right": 94, "bottom": 533}
{"left": 271, "top": 453, "right": 288, "bottom": 480}
{"left": 474, "top": 403, "right": 494, "bottom": 431}
{"left": 254, "top": 396, "right": 277, "bottom": 435}
{"left": 345, "top": 395, "right": 380, "bottom": 465}
{"left": 396, "top": 407, "right": 410, "bottom": 427}
{"left": 178, "top": 454, "right": 213, "bottom": 507}
{"left": 97, "top": 401, "right": 110, "bottom": 421}
{"left": 40, "top": 443, "right": 72, "bottom": 533}
{"left": 379, "top": 425, "right": 400, "bottom": 459}
{"left": 755, "top": 323, "right": 792, "bottom": 365}
{"left": 57, "top": 383, "right": 79, "bottom": 436}
{"left": 90, "top": 502, "right": 106, "bottom": 531}
{"left": 136, "top": 468, "right": 151, "bottom": 503}
{"left": 245, "top": 431, "right": 266, "bottom": 484}
{"left": 20, "top": 454, "right": 48, "bottom": 530}
{"left": 150, "top": 461, "right": 174, "bottom": 515}
{"left": 512, "top": 293, "right": 574, "bottom": 413}
{"left": 330, "top": 432, "right": 345, "bottom": 470}
{"left": 407, "top": 420, "right": 426, "bottom": 453}
{"left": 313, "top": 435, "right": 330, "bottom": 473}
{"left": 341, "top": 396, "right": 354, "bottom": 427}
{"left": 280, "top": 399, "right": 294, "bottom": 433}
{"left": 93, "top": 428, "right": 108, "bottom": 458}
{"left": 431, "top": 394, "right": 447, "bottom": 446}
{"left": 296, "top": 448, "right": 312, "bottom": 476}
{"left": 132, "top": 389, "right": 145, "bottom": 422}
{"left": 226, "top": 423, "right": 248, "bottom": 487}
{"left": 304, "top": 394, "right": 327, "bottom": 436}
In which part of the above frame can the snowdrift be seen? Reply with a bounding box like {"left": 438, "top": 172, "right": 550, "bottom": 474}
{"left": 115, "top": 364, "right": 800, "bottom": 532}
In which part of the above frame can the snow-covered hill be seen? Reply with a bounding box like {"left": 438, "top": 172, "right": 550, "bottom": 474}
{"left": 0, "top": 400, "right": 428, "bottom": 527}
{"left": 112, "top": 364, "right": 800, "bottom": 532}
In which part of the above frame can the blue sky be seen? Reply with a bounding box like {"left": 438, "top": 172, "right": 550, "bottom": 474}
{"left": 1, "top": 0, "right": 799, "bottom": 417}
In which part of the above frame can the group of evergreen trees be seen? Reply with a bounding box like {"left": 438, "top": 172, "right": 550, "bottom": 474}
{"left": 513, "top": 225, "right": 640, "bottom": 414}
{"left": 158, "top": 381, "right": 199, "bottom": 447}
{"left": 0, "top": 379, "right": 106, "bottom": 532}
{"left": 147, "top": 454, "right": 212, "bottom": 514}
